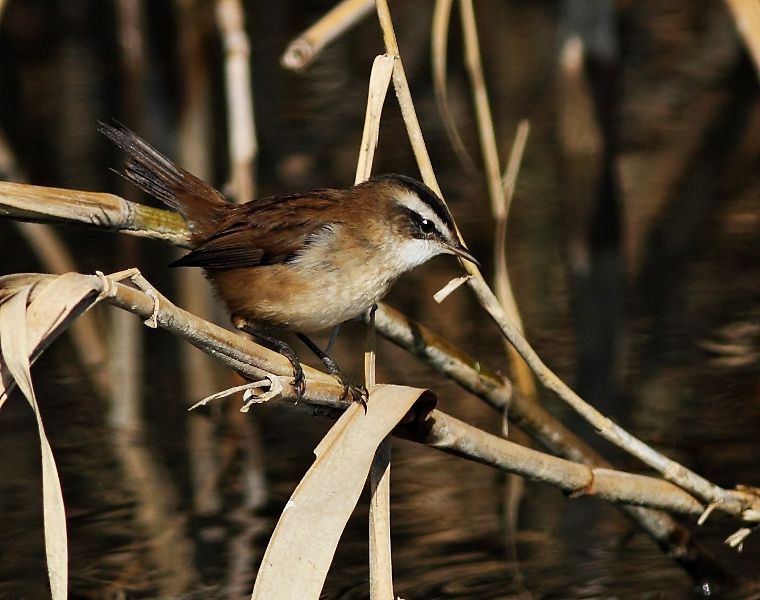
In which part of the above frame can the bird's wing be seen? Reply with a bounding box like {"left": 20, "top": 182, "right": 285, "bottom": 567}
{"left": 171, "top": 190, "right": 345, "bottom": 269}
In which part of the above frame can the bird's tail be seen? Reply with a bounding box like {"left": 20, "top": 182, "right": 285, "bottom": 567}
{"left": 99, "top": 121, "right": 228, "bottom": 237}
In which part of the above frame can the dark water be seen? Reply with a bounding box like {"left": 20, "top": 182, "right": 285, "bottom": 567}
{"left": 1, "top": 1, "right": 759, "bottom": 598}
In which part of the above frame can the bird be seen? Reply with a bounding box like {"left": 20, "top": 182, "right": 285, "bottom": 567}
{"left": 100, "top": 122, "right": 479, "bottom": 403}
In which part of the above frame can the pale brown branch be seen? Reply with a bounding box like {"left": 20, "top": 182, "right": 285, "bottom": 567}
{"left": 0, "top": 180, "right": 190, "bottom": 246}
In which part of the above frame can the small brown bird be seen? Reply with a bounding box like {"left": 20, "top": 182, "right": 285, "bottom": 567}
{"left": 101, "top": 122, "right": 479, "bottom": 401}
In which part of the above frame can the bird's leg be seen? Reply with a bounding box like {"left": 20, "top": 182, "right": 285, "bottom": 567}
{"left": 235, "top": 322, "right": 305, "bottom": 400}
{"left": 324, "top": 324, "right": 341, "bottom": 355}
{"left": 296, "top": 332, "right": 368, "bottom": 408}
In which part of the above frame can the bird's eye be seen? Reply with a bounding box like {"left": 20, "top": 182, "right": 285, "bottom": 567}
{"left": 419, "top": 218, "right": 435, "bottom": 234}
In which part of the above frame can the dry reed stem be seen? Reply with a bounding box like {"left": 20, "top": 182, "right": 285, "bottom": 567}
{"left": 366, "top": 312, "right": 393, "bottom": 600}
{"left": 216, "top": 0, "right": 257, "bottom": 201}
{"left": 281, "top": 0, "right": 374, "bottom": 71}
{"left": 460, "top": 0, "right": 504, "bottom": 221}
{"left": 375, "top": 0, "right": 443, "bottom": 197}
{"left": 354, "top": 52, "right": 395, "bottom": 599}
{"left": 501, "top": 121, "right": 530, "bottom": 218}
{"left": 0, "top": 180, "right": 190, "bottom": 246}
{"left": 368, "top": 434, "right": 393, "bottom": 600}
{"left": 492, "top": 122, "right": 530, "bottom": 333}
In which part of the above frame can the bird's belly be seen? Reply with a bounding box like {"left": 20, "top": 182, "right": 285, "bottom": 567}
{"left": 209, "top": 263, "right": 392, "bottom": 333}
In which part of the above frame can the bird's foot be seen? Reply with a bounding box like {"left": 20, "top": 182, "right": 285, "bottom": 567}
{"left": 235, "top": 321, "right": 307, "bottom": 401}
{"left": 290, "top": 359, "right": 306, "bottom": 401}
{"left": 321, "top": 355, "right": 368, "bottom": 411}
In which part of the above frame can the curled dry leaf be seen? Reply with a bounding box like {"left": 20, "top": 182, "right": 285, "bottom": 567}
{"left": 251, "top": 384, "right": 435, "bottom": 600}
{"left": 0, "top": 272, "right": 105, "bottom": 600}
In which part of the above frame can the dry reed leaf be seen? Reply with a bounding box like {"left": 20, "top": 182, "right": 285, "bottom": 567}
{"left": 0, "top": 273, "right": 101, "bottom": 401}
{"left": 251, "top": 385, "right": 434, "bottom": 600}
{"left": 355, "top": 54, "right": 395, "bottom": 184}
{"left": 0, "top": 272, "right": 107, "bottom": 600}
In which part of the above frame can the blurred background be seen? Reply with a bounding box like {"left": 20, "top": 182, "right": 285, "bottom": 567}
{"left": 0, "top": 0, "right": 758, "bottom": 598}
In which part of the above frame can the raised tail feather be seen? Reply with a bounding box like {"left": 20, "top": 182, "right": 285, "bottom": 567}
{"left": 99, "top": 121, "right": 229, "bottom": 237}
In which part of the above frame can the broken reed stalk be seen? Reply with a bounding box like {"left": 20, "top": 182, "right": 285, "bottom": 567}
{"left": 0, "top": 180, "right": 190, "bottom": 246}
{"left": 281, "top": 0, "right": 374, "bottom": 71}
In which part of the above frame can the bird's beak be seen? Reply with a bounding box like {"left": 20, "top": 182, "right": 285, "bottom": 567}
{"left": 443, "top": 240, "right": 481, "bottom": 267}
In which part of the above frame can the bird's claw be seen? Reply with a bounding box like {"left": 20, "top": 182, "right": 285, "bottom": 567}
{"left": 337, "top": 377, "right": 368, "bottom": 411}
{"left": 291, "top": 364, "right": 306, "bottom": 401}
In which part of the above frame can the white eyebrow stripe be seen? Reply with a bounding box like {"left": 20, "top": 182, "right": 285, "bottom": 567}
{"left": 395, "top": 191, "right": 451, "bottom": 237}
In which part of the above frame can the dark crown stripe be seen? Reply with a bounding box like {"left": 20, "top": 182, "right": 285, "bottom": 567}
{"left": 369, "top": 174, "right": 456, "bottom": 233}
